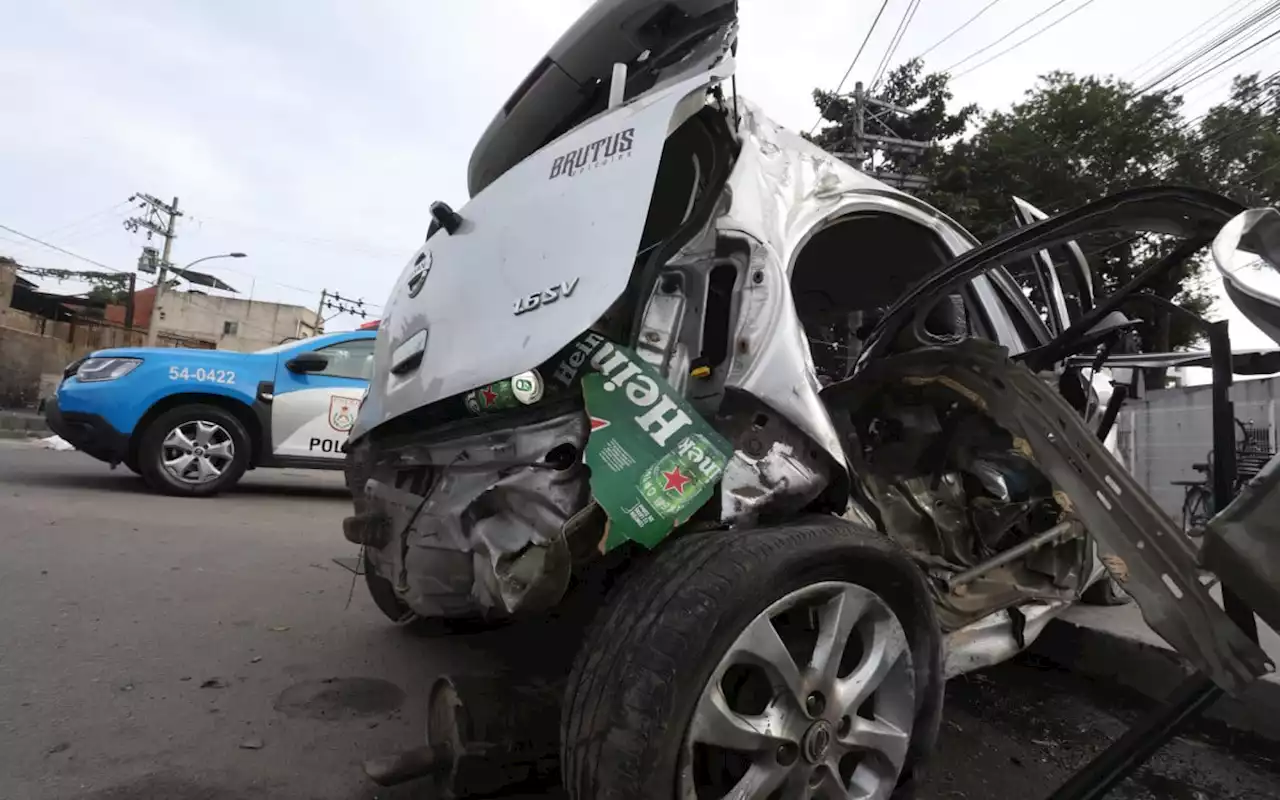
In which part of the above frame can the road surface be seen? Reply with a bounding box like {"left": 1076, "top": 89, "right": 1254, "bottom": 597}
{"left": 0, "top": 441, "right": 1276, "bottom": 799}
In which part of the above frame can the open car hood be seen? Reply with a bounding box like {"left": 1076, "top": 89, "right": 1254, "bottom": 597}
{"left": 845, "top": 186, "right": 1279, "bottom": 693}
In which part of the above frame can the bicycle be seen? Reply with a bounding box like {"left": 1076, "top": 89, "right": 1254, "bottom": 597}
{"left": 1171, "top": 418, "right": 1274, "bottom": 536}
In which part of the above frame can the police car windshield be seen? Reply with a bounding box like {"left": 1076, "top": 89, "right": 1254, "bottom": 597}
{"left": 254, "top": 334, "right": 327, "bottom": 355}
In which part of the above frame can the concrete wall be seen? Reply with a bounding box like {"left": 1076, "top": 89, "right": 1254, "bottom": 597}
{"left": 152, "top": 291, "right": 319, "bottom": 352}
{"left": 1119, "top": 378, "right": 1279, "bottom": 520}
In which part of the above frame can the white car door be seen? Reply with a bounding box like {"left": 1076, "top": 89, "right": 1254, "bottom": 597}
{"left": 270, "top": 337, "right": 375, "bottom": 461}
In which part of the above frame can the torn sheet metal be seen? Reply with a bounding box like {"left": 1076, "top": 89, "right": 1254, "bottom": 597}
{"left": 944, "top": 601, "right": 1069, "bottom": 679}
{"left": 716, "top": 393, "right": 833, "bottom": 527}
{"left": 1202, "top": 452, "right": 1280, "bottom": 641}
{"left": 361, "top": 409, "right": 588, "bottom": 619}
{"left": 831, "top": 339, "right": 1270, "bottom": 693}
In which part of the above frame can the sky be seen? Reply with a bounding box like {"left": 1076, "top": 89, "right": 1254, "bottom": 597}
{"left": 1, "top": 0, "right": 1277, "bottom": 351}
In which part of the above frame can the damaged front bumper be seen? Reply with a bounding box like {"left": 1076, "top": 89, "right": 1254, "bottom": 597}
{"left": 345, "top": 406, "right": 589, "bottom": 619}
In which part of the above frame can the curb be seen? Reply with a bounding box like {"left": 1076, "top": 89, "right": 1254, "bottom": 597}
{"left": 1029, "top": 617, "right": 1280, "bottom": 742}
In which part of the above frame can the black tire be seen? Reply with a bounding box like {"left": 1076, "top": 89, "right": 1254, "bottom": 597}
{"left": 1080, "top": 575, "right": 1131, "bottom": 606}
{"left": 123, "top": 454, "right": 141, "bottom": 475}
{"left": 137, "top": 404, "right": 250, "bottom": 496}
{"left": 561, "top": 518, "right": 945, "bottom": 800}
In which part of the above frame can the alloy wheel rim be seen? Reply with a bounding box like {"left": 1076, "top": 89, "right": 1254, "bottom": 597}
{"left": 161, "top": 420, "right": 235, "bottom": 485}
{"left": 679, "top": 581, "right": 915, "bottom": 800}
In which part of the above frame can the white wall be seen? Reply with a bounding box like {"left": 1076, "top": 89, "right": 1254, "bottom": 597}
{"left": 154, "top": 292, "right": 319, "bottom": 352}
{"left": 1120, "top": 377, "right": 1279, "bottom": 521}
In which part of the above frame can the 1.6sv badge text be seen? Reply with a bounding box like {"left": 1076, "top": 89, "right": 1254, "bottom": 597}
{"left": 513, "top": 277, "right": 580, "bottom": 316}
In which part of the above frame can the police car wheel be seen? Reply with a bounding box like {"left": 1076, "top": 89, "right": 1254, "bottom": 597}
{"left": 561, "top": 519, "right": 944, "bottom": 800}
{"left": 139, "top": 404, "right": 250, "bottom": 496}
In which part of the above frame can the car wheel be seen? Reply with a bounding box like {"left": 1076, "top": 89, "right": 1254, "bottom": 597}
{"left": 1080, "top": 575, "right": 1131, "bottom": 606}
{"left": 138, "top": 404, "right": 250, "bottom": 496}
{"left": 562, "top": 518, "right": 944, "bottom": 800}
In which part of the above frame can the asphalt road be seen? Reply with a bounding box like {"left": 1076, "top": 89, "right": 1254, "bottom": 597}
{"left": 1, "top": 441, "right": 1277, "bottom": 800}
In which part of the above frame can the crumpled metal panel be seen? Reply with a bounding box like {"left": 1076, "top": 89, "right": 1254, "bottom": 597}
{"left": 944, "top": 601, "right": 1068, "bottom": 678}
{"left": 835, "top": 339, "right": 1270, "bottom": 693}
{"left": 360, "top": 410, "right": 589, "bottom": 619}
{"left": 1202, "top": 452, "right": 1280, "bottom": 640}
{"left": 712, "top": 97, "right": 981, "bottom": 478}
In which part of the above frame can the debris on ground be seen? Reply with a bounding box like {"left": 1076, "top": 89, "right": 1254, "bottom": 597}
{"left": 238, "top": 738, "right": 264, "bottom": 750}
{"left": 200, "top": 678, "right": 228, "bottom": 689}
{"left": 38, "top": 435, "right": 74, "bottom": 451}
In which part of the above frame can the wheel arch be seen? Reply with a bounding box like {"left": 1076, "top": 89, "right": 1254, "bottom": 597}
{"left": 129, "top": 392, "right": 265, "bottom": 468}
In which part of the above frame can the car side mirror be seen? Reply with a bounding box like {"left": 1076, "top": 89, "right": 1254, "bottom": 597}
{"left": 286, "top": 351, "right": 329, "bottom": 373}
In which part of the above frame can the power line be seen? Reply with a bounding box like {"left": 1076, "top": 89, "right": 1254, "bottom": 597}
{"left": 941, "top": 0, "right": 1075, "bottom": 73}
{"left": 1163, "top": 26, "right": 1280, "bottom": 96}
{"left": 1126, "top": 0, "right": 1260, "bottom": 82}
{"left": 39, "top": 200, "right": 132, "bottom": 240}
{"left": 1134, "top": 0, "right": 1280, "bottom": 95}
{"left": 870, "top": 0, "right": 922, "bottom": 90}
{"left": 950, "top": 0, "right": 1103, "bottom": 81}
{"left": 914, "top": 0, "right": 1006, "bottom": 62}
{"left": 0, "top": 222, "right": 129, "bottom": 276}
{"left": 808, "top": 0, "right": 891, "bottom": 135}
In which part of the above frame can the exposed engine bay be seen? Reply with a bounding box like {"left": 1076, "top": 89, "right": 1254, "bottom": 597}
{"left": 832, "top": 360, "right": 1086, "bottom": 632}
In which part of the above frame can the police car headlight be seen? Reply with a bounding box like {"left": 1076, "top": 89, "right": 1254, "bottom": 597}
{"left": 76, "top": 357, "right": 142, "bottom": 382}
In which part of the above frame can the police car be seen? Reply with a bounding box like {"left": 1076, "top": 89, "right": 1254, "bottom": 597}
{"left": 45, "top": 328, "right": 377, "bottom": 496}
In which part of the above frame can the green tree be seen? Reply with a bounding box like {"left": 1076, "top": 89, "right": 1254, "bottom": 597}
{"left": 809, "top": 67, "right": 1279, "bottom": 367}
{"left": 1191, "top": 73, "right": 1280, "bottom": 207}
{"left": 923, "top": 73, "right": 1208, "bottom": 361}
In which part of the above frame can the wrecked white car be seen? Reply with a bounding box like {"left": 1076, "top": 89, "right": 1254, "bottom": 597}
{"left": 342, "top": 2, "right": 1280, "bottom": 798}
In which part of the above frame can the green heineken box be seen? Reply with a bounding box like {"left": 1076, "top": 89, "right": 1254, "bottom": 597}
{"left": 579, "top": 342, "right": 733, "bottom": 552}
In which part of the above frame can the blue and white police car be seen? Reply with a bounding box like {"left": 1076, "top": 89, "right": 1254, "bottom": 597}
{"left": 45, "top": 328, "right": 377, "bottom": 496}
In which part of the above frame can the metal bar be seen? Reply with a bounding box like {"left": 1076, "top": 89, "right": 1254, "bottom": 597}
{"left": 1045, "top": 307, "right": 1264, "bottom": 800}
{"left": 1023, "top": 235, "right": 1211, "bottom": 372}
{"left": 947, "top": 520, "right": 1079, "bottom": 590}
{"left": 1045, "top": 675, "right": 1223, "bottom": 800}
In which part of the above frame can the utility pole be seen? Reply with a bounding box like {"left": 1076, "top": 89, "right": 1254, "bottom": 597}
{"left": 314, "top": 289, "right": 327, "bottom": 336}
{"left": 124, "top": 273, "right": 137, "bottom": 331}
{"left": 831, "top": 81, "right": 930, "bottom": 192}
{"left": 125, "top": 194, "right": 182, "bottom": 347}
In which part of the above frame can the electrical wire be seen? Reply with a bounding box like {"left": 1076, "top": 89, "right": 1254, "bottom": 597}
{"left": 0, "top": 222, "right": 132, "bottom": 276}
{"left": 941, "top": 0, "right": 1075, "bottom": 73}
{"left": 1163, "top": 27, "right": 1280, "bottom": 96}
{"left": 1127, "top": 0, "right": 1260, "bottom": 83}
{"left": 914, "top": 0, "right": 1006, "bottom": 62}
{"left": 950, "top": 0, "right": 1103, "bottom": 81}
{"left": 1134, "top": 0, "right": 1280, "bottom": 95}
{"left": 870, "top": 0, "right": 922, "bottom": 90}
{"left": 808, "top": 0, "right": 891, "bottom": 134}
{"left": 39, "top": 200, "right": 132, "bottom": 240}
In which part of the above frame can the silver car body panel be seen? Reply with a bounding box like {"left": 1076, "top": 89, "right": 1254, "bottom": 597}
{"left": 352, "top": 57, "right": 732, "bottom": 441}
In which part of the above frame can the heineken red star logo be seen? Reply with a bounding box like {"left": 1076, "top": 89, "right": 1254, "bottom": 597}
{"left": 662, "top": 466, "right": 691, "bottom": 494}
{"left": 590, "top": 417, "right": 610, "bottom": 431}
{"left": 481, "top": 386, "right": 498, "bottom": 406}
